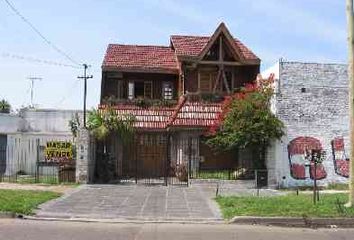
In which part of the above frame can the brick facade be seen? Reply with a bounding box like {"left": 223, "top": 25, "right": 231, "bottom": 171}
{"left": 265, "top": 61, "right": 349, "bottom": 188}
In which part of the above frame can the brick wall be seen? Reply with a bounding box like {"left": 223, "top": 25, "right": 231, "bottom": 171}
{"left": 267, "top": 61, "right": 349, "bottom": 188}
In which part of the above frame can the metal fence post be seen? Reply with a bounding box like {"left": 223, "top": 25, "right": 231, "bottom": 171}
{"left": 254, "top": 169, "right": 258, "bottom": 189}
{"left": 135, "top": 137, "right": 138, "bottom": 184}
{"left": 187, "top": 137, "right": 192, "bottom": 187}
{"left": 165, "top": 132, "right": 170, "bottom": 186}
{"left": 35, "top": 138, "right": 40, "bottom": 183}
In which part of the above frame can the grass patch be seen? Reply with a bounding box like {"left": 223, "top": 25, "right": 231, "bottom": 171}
{"left": 0, "top": 189, "right": 61, "bottom": 215}
{"left": 16, "top": 175, "right": 59, "bottom": 185}
{"left": 326, "top": 183, "right": 349, "bottom": 190}
{"left": 1, "top": 175, "right": 77, "bottom": 185}
{"left": 216, "top": 193, "right": 354, "bottom": 219}
{"left": 197, "top": 170, "right": 233, "bottom": 180}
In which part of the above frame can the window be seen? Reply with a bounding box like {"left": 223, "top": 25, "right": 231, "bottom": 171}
{"left": 144, "top": 82, "right": 152, "bottom": 99}
{"left": 127, "top": 81, "right": 153, "bottom": 99}
{"left": 128, "top": 82, "right": 134, "bottom": 100}
{"left": 199, "top": 70, "right": 217, "bottom": 92}
{"left": 162, "top": 82, "right": 173, "bottom": 100}
{"left": 135, "top": 82, "right": 145, "bottom": 98}
{"left": 117, "top": 80, "right": 127, "bottom": 99}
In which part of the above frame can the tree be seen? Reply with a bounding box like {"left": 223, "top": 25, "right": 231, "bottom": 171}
{"left": 0, "top": 99, "right": 11, "bottom": 113}
{"left": 346, "top": 0, "right": 354, "bottom": 208}
{"left": 207, "top": 76, "right": 284, "bottom": 168}
{"left": 86, "top": 107, "right": 135, "bottom": 182}
{"left": 87, "top": 107, "right": 135, "bottom": 146}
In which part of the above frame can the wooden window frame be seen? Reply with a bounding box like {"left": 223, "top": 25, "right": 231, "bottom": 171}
{"left": 127, "top": 80, "right": 153, "bottom": 100}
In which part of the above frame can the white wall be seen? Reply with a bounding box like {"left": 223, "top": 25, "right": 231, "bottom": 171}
{"left": 0, "top": 108, "right": 82, "bottom": 176}
{"left": 0, "top": 113, "right": 24, "bottom": 134}
{"left": 19, "top": 109, "right": 82, "bottom": 133}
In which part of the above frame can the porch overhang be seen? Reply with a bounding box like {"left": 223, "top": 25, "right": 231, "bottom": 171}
{"left": 98, "top": 95, "right": 224, "bottom": 132}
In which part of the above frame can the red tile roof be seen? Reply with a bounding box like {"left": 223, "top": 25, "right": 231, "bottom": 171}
{"left": 102, "top": 44, "right": 179, "bottom": 74}
{"left": 171, "top": 101, "right": 222, "bottom": 128}
{"left": 170, "top": 35, "right": 259, "bottom": 60}
{"left": 170, "top": 35, "right": 209, "bottom": 57}
{"left": 102, "top": 104, "right": 175, "bottom": 129}
{"left": 103, "top": 25, "right": 260, "bottom": 73}
{"left": 99, "top": 97, "right": 223, "bottom": 130}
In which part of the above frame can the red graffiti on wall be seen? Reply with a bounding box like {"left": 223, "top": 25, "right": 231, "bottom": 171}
{"left": 288, "top": 137, "right": 327, "bottom": 180}
{"left": 331, "top": 137, "right": 349, "bottom": 178}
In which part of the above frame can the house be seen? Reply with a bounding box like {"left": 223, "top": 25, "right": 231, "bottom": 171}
{"left": 98, "top": 23, "right": 261, "bottom": 183}
{"left": 263, "top": 60, "right": 349, "bottom": 188}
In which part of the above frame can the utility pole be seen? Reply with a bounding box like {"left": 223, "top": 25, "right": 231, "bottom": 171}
{"left": 27, "top": 76, "right": 42, "bottom": 108}
{"left": 77, "top": 64, "right": 93, "bottom": 128}
{"left": 346, "top": 0, "right": 354, "bottom": 208}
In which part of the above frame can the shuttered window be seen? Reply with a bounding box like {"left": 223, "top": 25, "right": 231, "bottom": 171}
{"left": 199, "top": 70, "right": 217, "bottom": 92}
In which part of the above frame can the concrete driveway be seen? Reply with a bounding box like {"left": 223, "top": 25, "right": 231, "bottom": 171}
{"left": 35, "top": 184, "right": 222, "bottom": 222}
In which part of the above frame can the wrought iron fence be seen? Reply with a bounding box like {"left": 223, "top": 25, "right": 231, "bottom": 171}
{"left": 94, "top": 133, "right": 189, "bottom": 186}
{"left": 0, "top": 137, "right": 76, "bottom": 184}
{"left": 189, "top": 167, "right": 258, "bottom": 180}
{"left": 0, "top": 163, "right": 76, "bottom": 184}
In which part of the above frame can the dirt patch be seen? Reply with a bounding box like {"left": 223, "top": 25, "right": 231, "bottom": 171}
{"left": 0, "top": 183, "right": 77, "bottom": 194}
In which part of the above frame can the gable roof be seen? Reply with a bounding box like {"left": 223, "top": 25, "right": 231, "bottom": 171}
{"left": 170, "top": 35, "right": 259, "bottom": 61}
{"left": 102, "top": 44, "right": 179, "bottom": 74}
{"left": 102, "top": 23, "right": 260, "bottom": 73}
{"left": 197, "top": 22, "right": 243, "bottom": 61}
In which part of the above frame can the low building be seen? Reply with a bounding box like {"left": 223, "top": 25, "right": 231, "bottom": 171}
{"left": 0, "top": 108, "right": 81, "bottom": 176}
{"left": 263, "top": 60, "right": 349, "bottom": 188}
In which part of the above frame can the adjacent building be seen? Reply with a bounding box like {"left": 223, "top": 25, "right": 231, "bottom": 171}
{"left": 0, "top": 108, "right": 80, "bottom": 176}
{"left": 263, "top": 60, "right": 349, "bottom": 188}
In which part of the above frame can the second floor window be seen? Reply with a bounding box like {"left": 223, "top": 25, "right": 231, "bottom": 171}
{"left": 162, "top": 82, "right": 173, "bottom": 100}
{"left": 128, "top": 81, "right": 153, "bottom": 100}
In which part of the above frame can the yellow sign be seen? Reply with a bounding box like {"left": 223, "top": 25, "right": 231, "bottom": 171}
{"left": 44, "top": 141, "right": 73, "bottom": 163}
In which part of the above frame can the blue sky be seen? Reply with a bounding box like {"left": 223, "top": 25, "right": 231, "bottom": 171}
{"left": 0, "top": 0, "right": 347, "bottom": 110}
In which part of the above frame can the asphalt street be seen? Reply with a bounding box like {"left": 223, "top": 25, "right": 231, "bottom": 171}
{"left": 1, "top": 219, "right": 354, "bottom": 240}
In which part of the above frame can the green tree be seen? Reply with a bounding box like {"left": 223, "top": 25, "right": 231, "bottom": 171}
{"left": 0, "top": 99, "right": 11, "bottom": 113}
{"left": 207, "top": 78, "right": 284, "bottom": 168}
{"left": 87, "top": 107, "right": 135, "bottom": 143}
{"left": 87, "top": 107, "right": 135, "bottom": 182}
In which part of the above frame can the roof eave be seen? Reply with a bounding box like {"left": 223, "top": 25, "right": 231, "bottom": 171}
{"left": 102, "top": 65, "right": 180, "bottom": 75}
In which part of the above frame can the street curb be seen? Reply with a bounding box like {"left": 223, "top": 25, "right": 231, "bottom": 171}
{"left": 229, "top": 216, "right": 354, "bottom": 228}
{"left": 0, "top": 212, "right": 17, "bottom": 219}
{"left": 23, "top": 215, "right": 225, "bottom": 224}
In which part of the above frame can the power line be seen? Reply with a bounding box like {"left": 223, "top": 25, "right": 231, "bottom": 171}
{"left": 1, "top": 52, "right": 82, "bottom": 69}
{"left": 3, "top": 0, "right": 81, "bottom": 66}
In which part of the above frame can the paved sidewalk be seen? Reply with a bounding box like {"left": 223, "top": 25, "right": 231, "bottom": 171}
{"left": 36, "top": 184, "right": 222, "bottom": 221}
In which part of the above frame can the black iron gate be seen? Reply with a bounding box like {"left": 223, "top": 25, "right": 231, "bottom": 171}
{"left": 0, "top": 135, "right": 6, "bottom": 175}
{"left": 95, "top": 133, "right": 188, "bottom": 186}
